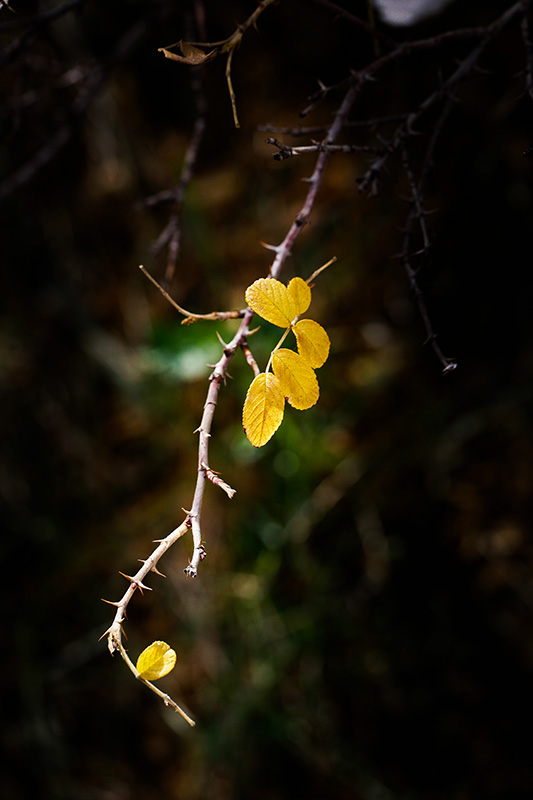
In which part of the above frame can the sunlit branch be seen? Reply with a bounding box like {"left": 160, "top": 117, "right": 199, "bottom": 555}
{"left": 103, "top": 519, "right": 196, "bottom": 725}
{"left": 241, "top": 342, "right": 261, "bottom": 376}
{"left": 184, "top": 308, "right": 255, "bottom": 577}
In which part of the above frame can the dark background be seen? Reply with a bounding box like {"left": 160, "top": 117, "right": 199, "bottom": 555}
{"left": 1, "top": 1, "right": 533, "bottom": 798}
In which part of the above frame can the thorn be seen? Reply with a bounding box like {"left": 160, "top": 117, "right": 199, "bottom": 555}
{"left": 259, "top": 241, "right": 280, "bottom": 252}
{"left": 101, "top": 598, "right": 122, "bottom": 607}
{"left": 138, "top": 559, "right": 167, "bottom": 578}
{"left": 247, "top": 326, "right": 261, "bottom": 336}
{"left": 118, "top": 572, "right": 152, "bottom": 593}
{"left": 215, "top": 330, "right": 228, "bottom": 347}
{"left": 442, "top": 362, "right": 458, "bottom": 375}
{"left": 193, "top": 427, "right": 201, "bottom": 434}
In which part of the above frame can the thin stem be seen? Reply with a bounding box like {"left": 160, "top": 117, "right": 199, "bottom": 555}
{"left": 265, "top": 326, "right": 292, "bottom": 374}
{"left": 139, "top": 265, "right": 244, "bottom": 323}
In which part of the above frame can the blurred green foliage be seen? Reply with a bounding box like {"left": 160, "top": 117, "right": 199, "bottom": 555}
{"left": 1, "top": 1, "right": 533, "bottom": 799}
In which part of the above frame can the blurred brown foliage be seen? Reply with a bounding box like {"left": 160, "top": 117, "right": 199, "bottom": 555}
{"left": 1, "top": 1, "right": 533, "bottom": 799}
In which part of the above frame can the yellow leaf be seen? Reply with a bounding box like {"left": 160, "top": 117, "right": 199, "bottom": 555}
{"left": 292, "top": 319, "right": 330, "bottom": 368}
{"left": 272, "top": 349, "right": 319, "bottom": 410}
{"left": 243, "top": 372, "right": 285, "bottom": 447}
{"left": 245, "top": 278, "right": 297, "bottom": 328}
{"left": 287, "top": 277, "right": 311, "bottom": 316}
{"left": 136, "top": 641, "right": 177, "bottom": 681}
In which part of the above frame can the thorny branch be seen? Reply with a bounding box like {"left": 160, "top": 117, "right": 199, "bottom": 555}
{"left": 105, "top": 55, "right": 363, "bottom": 720}
{"left": 102, "top": 518, "right": 196, "bottom": 726}
{"left": 265, "top": 1, "right": 526, "bottom": 370}
{"left": 96, "top": 0, "right": 533, "bottom": 717}
{"left": 399, "top": 142, "right": 456, "bottom": 373}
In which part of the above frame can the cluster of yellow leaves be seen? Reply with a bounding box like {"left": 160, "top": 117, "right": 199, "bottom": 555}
{"left": 136, "top": 641, "right": 177, "bottom": 681}
{"left": 243, "top": 277, "right": 330, "bottom": 447}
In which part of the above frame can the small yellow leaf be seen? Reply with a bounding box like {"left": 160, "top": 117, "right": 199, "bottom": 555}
{"left": 245, "top": 278, "right": 297, "bottom": 328}
{"left": 287, "top": 277, "right": 311, "bottom": 316}
{"left": 292, "top": 319, "right": 330, "bottom": 368}
{"left": 272, "top": 348, "right": 319, "bottom": 410}
{"left": 243, "top": 372, "right": 285, "bottom": 447}
{"left": 136, "top": 641, "right": 177, "bottom": 681}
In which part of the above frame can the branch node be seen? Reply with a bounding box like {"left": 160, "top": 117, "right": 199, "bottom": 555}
{"left": 184, "top": 564, "right": 198, "bottom": 578}
{"left": 118, "top": 572, "right": 152, "bottom": 593}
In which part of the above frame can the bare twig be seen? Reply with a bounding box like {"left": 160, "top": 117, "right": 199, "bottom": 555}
{"left": 306, "top": 256, "right": 337, "bottom": 286}
{"left": 139, "top": 265, "right": 244, "bottom": 324}
{"left": 201, "top": 460, "right": 236, "bottom": 499}
{"left": 184, "top": 308, "right": 255, "bottom": 577}
{"left": 270, "top": 76, "right": 364, "bottom": 278}
{"left": 357, "top": 2, "right": 523, "bottom": 194}
{"left": 241, "top": 341, "right": 261, "bottom": 376}
{"left": 399, "top": 144, "right": 456, "bottom": 373}
{"left": 265, "top": 136, "right": 383, "bottom": 160}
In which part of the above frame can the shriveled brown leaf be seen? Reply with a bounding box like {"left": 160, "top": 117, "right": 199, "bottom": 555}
{"left": 158, "top": 41, "right": 218, "bottom": 65}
